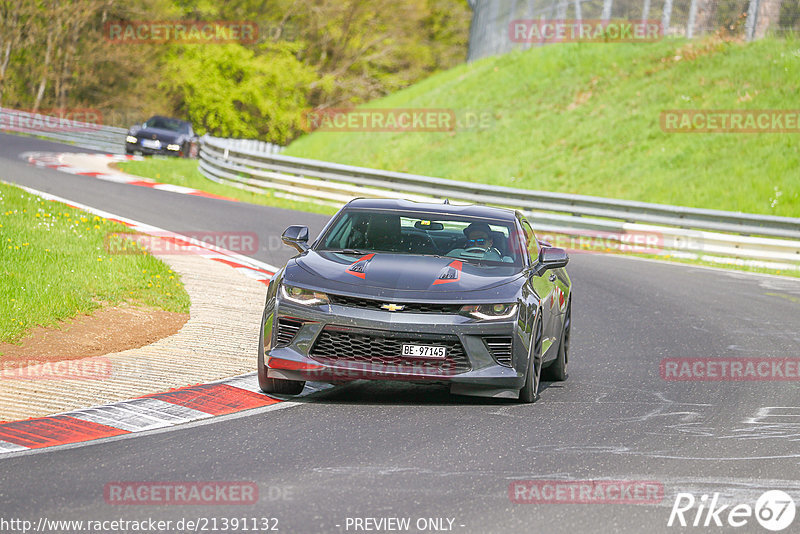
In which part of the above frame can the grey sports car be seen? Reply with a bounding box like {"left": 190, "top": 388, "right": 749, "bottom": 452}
{"left": 258, "top": 199, "right": 572, "bottom": 402}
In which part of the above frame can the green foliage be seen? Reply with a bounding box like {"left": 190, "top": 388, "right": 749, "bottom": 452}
{"left": 160, "top": 42, "right": 321, "bottom": 143}
{"left": 0, "top": 0, "right": 471, "bottom": 143}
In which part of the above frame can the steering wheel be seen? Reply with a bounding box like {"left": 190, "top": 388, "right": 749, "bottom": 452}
{"left": 407, "top": 233, "right": 438, "bottom": 254}
{"left": 464, "top": 246, "right": 502, "bottom": 257}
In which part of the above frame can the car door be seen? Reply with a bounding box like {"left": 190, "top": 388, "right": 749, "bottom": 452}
{"left": 518, "top": 216, "right": 560, "bottom": 362}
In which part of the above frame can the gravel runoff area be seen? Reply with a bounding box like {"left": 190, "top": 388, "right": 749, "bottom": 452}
{"left": 0, "top": 251, "right": 267, "bottom": 422}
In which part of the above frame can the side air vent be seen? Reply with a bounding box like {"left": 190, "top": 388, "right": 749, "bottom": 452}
{"left": 275, "top": 318, "right": 303, "bottom": 347}
{"left": 484, "top": 336, "right": 513, "bottom": 366}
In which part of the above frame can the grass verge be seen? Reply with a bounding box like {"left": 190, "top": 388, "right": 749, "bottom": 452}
{"left": 0, "top": 181, "right": 190, "bottom": 344}
{"left": 115, "top": 158, "right": 337, "bottom": 216}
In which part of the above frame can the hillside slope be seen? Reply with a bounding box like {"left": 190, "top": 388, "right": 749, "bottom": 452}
{"left": 285, "top": 37, "right": 800, "bottom": 217}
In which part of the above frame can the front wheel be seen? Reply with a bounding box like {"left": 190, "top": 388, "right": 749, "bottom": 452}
{"left": 519, "top": 316, "right": 542, "bottom": 403}
{"left": 257, "top": 311, "right": 305, "bottom": 395}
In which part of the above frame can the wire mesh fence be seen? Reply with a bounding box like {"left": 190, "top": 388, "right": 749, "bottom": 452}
{"left": 467, "top": 0, "right": 796, "bottom": 61}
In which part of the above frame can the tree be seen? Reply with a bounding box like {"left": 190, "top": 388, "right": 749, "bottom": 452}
{"left": 159, "top": 42, "right": 324, "bottom": 143}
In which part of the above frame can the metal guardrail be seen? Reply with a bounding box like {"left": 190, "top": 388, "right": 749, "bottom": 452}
{"left": 0, "top": 107, "right": 127, "bottom": 154}
{"left": 200, "top": 135, "right": 283, "bottom": 155}
{"left": 199, "top": 135, "right": 800, "bottom": 267}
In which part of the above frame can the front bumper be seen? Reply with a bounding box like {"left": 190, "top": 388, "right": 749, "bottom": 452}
{"left": 126, "top": 141, "right": 183, "bottom": 156}
{"left": 263, "top": 299, "right": 528, "bottom": 398}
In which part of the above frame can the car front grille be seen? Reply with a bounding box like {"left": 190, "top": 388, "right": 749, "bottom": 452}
{"left": 328, "top": 294, "right": 462, "bottom": 314}
{"left": 309, "top": 327, "right": 471, "bottom": 375}
{"left": 275, "top": 318, "right": 303, "bottom": 347}
{"left": 484, "top": 336, "right": 513, "bottom": 366}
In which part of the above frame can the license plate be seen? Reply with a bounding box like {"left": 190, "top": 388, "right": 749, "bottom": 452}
{"left": 401, "top": 344, "right": 446, "bottom": 359}
{"left": 142, "top": 139, "right": 161, "bottom": 149}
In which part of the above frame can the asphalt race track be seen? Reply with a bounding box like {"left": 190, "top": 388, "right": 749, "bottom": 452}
{"left": 1, "top": 132, "right": 799, "bottom": 533}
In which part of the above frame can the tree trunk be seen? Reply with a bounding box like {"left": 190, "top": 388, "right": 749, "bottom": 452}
{"left": 662, "top": 0, "right": 674, "bottom": 35}
{"left": 693, "top": 0, "right": 718, "bottom": 36}
{"left": 755, "top": 0, "right": 782, "bottom": 38}
{"left": 33, "top": 30, "right": 54, "bottom": 112}
{"left": 0, "top": 42, "right": 11, "bottom": 107}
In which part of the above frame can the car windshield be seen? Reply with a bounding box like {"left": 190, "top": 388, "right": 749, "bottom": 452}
{"left": 317, "top": 209, "right": 524, "bottom": 267}
{"left": 143, "top": 117, "right": 190, "bottom": 134}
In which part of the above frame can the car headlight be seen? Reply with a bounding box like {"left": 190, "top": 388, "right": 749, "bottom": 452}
{"left": 460, "top": 303, "right": 518, "bottom": 320}
{"left": 166, "top": 144, "right": 180, "bottom": 151}
{"left": 126, "top": 135, "right": 138, "bottom": 143}
{"left": 280, "top": 284, "right": 329, "bottom": 306}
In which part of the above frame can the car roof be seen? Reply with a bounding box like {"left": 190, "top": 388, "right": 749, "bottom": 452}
{"left": 343, "top": 198, "right": 519, "bottom": 222}
{"left": 146, "top": 115, "right": 191, "bottom": 125}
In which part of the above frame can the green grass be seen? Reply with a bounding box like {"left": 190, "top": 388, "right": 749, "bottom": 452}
{"left": 285, "top": 36, "right": 800, "bottom": 218}
{"left": 0, "top": 182, "right": 190, "bottom": 344}
{"left": 115, "top": 158, "right": 337, "bottom": 216}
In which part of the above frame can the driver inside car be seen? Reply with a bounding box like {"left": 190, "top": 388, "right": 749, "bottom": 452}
{"left": 447, "top": 222, "right": 503, "bottom": 261}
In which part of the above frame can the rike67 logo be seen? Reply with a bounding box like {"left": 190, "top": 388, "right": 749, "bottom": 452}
{"left": 668, "top": 490, "right": 796, "bottom": 531}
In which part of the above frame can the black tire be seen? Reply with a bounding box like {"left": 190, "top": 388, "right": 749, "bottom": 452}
{"left": 543, "top": 300, "right": 570, "bottom": 382}
{"left": 257, "top": 311, "right": 306, "bottom": 395}
{"left": 519, "top": 315, "right": 543, "bottom": 403}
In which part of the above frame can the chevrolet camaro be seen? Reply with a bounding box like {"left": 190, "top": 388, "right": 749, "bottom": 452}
{"left": 258, "top": 199, "right": 572, "bottom": 402}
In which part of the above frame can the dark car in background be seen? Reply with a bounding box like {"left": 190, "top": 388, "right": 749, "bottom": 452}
{"left": 125, "top": 115, "right": 198, "bottom": 158}
{"left": 258, "top": 198, "right": 572, "bottom": 403}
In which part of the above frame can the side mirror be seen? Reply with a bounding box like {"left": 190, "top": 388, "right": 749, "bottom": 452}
{"left": 282, "top": 225, "right": 309, "bottom": 253}
{"left": 535, "top": 246, "right": 569, "bottom": 274}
